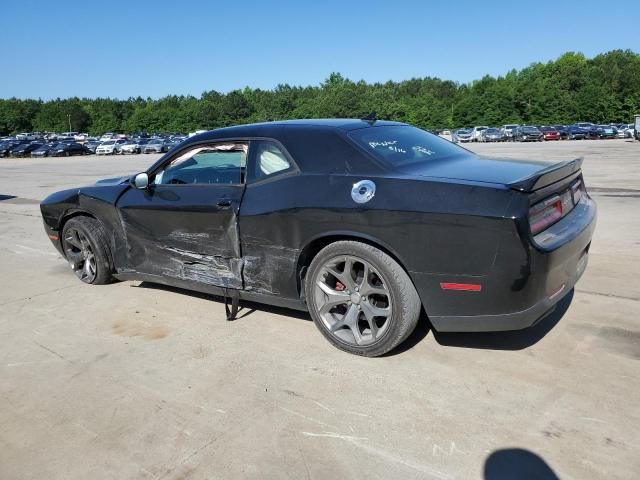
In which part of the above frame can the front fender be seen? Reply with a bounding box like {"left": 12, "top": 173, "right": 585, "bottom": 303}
{"left": 40, "top": 188, "right": 81, "bottom": 229}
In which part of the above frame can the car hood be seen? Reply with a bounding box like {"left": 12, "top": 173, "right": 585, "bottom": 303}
{"left": 397, "top": 154, "right": 552, "bottom": 187}
{"left": 95, "top": 175, "right": 130, "bottom": 186}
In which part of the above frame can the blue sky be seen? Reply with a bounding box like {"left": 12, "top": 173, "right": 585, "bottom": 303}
{"left": 0, "top": 0, "right": 637, "bottom": 100}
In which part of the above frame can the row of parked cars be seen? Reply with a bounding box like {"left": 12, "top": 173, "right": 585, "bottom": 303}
{"left": 0, "top": 132, "right": 187, "bottom": 158}
{"left": 90, "top": 136, "right": 186, "bottom": 155}
{"left": 0, "top": 139, "right": 92, "bottom": 157}
{"left": 446, "top": 122, "right": 637, "bottom": 143}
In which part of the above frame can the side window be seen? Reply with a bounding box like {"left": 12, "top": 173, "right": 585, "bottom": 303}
{"left": 251, "top": 141, "right": 291, "bottom": 181}
{"left": 154, "top": 142, "right": 247, "bottom": 185}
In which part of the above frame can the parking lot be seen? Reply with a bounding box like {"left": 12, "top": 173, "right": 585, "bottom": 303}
{"left": 1, "top": 139, "right": 639, "bottom": 479}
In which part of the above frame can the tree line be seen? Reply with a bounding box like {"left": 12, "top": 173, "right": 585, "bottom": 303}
{"left": 1, "top": 50, "right": 639, "bottom": 136}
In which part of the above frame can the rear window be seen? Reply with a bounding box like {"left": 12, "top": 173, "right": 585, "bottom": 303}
{"left": 348, "top": 125, "right": 467, "bottom": 167}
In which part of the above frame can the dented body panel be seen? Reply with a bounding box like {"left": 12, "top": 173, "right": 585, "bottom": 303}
{"left": 40, "top": 119, "right": 597, "bottom": 332}
{"left": 115, "top": 184, "right": 244, "bottom": 289}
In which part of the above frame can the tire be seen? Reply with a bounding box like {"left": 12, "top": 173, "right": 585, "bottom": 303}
{"left": 305, "top": 241, "right": 422, "bottom": 357}
{"left": 61, "top": 216, "right": 114, "bottom": 285}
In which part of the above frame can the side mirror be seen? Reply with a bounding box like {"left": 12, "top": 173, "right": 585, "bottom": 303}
{"left": 132, "top": 172, "right": 149, "bottom": 190}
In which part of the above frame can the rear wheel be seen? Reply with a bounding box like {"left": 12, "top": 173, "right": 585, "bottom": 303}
{"left": 61, "top": 216, "right": 114, "bottom": 284}
{"left": 306, "top": 241, "right": 421, "bottom": 357}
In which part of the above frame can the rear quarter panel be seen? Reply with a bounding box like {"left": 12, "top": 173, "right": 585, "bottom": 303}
{"left": 239, "top": 173, "right": 520, "bottom": 308}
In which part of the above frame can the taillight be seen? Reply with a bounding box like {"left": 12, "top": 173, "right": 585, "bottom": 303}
{"left": 529, "top": 178, "right": 585, "bottom": 235}
{"left": 529, "top": 195, "right": 563, "bottom": 235}
{"left": 571, "top": 179, "right": 584, "bottom": 204}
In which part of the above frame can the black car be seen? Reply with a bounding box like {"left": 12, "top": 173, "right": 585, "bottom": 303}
{"left": 0, "top": 140, "right": 26, "bottom": 157}
{"left": 48, "top": 142, "right": 90, "bottom": 157}
{"left": 566, "top": 125, "right": 587, "bottom": 140}
{"left": 40, "top": 119, "right": 596, "bottom": 356}
{"left": 596, "top": 125, "right": 616, "bottom": 139}
{"left": 10, "top": 142, "right": 44, "bottom": 157}
{"left": 515, "top": 126, "right": 543, "bottom": 142}
{"left": 30, "top": 143, "right": 59, "bottom": 157}
{"left": 552, "top": 125, "right": 569, "bottom": 139}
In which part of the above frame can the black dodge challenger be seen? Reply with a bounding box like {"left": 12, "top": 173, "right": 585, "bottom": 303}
{"left": 40, "top": 119, "right": 597, "bottom": 356}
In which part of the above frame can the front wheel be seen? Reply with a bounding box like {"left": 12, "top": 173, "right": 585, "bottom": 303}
{"left": 61, "top": 216, "right": 114, "bottom": 284}
{"left": 306, "top": 241, "right": 422, "bottom": 357}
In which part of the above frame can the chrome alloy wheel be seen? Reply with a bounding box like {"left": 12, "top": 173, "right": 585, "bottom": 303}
{"left": 63, "top": 228, "right": 97, "bottom": 283}
{"left": 313, "top": 255, "right": 392, "bottom": 346}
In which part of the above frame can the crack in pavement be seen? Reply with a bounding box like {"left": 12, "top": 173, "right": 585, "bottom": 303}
{"left": 576, "top": 289, "right": 639, "bottom": 302}
{"left": 0, "top": 284, "right": 77, "bottom": 307}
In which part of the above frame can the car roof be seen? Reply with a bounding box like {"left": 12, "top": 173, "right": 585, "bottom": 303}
{"left": 195, "top": 118, "right": 407, "bottom": 139}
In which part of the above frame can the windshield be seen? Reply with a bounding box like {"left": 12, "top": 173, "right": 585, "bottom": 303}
{"left": 348, "top": 125, "right": 468, "bottom": 168}
{"left": 486, "top": 128, "right": 500, "bottom": 134}
{"left": 522, "top": 127, "right": 539, "bottom": 133}
{"left": 102, "top": 141, "right": 115, "bottom": 146}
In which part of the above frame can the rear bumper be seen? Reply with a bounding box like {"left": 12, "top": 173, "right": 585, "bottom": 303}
{"left": 417, "top": 196, "right": 596, "bottom": 332}
{"left": 429, "top": 253, "right": 586, "bottom": 332}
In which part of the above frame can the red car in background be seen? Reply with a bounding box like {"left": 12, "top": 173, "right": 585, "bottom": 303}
{"left": 541, "top": 127, "right": 561, "bottom": 141}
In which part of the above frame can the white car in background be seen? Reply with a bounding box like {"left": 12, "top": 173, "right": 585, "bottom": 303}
{"left": 501, "top": 124, "right": 520, "bottom": 141}
{"left": 471, "top": 126, "right": 489, "bottom": 142}
{"left": 95, "top": 139, "right": 125, "bottom": 155}
{"left": 16, "top": 132, "right": 38, "bottom": 141}
{"left": 99, "top": 133, "right": 116, "bottom": 142}
{"left": 623, "top": 124, "right": 635, "bottom": 138}
{"left": 438, "top": 129, "right": 452, "bottom": 142}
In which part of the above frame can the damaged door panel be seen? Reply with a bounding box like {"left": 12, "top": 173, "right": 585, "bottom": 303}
{"left": 116, "top": 184, "right": 245, "bottom": 288}
{"left": 115, "top": 141, "right": 248, "bottom": 289}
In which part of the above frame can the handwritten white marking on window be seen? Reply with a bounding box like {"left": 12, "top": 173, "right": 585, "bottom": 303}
{"left": 414, "top": 146, "right": 435, "bottom": 155}
{"left": 388, "top": 145, "right": 406, "bottom": 153}
{"left": 368, "top": 140, "right": 397, "bottom": 149}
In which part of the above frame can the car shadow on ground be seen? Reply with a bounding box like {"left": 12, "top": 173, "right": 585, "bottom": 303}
{"left": 133, "top": 282, "right": 572, "bottom": 354}
{"left": 133, "top": 282, "right": 313, "bottom": 322}
{"left": 484, "top": 448, "right": 560, "bottom": 480}
{"left": 432, "top": 289, "right": 574, "bottom": 351}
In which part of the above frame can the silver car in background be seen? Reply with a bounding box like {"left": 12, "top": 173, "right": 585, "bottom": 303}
{"left": 471, "top": 126, "right": 489, "bottom": 142}
{"left": 480, "top": 128, "right": 505, "bottom": 142}
{"left": 143, "top": 138, "right": 171, "bottom": 154}
{"left": 118, "top": 140, "right": 143, "bottom": 154}
{"left": 452, "top": 128, "right": 473, "bottom": 143}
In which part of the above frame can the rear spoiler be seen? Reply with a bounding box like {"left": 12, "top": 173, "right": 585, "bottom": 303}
{"left": 509, "top": 157, "right": 583, "bottom": 192}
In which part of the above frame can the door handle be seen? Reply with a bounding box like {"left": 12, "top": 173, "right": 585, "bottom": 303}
{"left": 217, "top": 198, "right": 232, "bottom": 208}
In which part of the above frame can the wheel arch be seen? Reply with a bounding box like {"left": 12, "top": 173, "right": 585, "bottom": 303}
{"left": 59, "top": 208, "right": 98, "bottom": 232}
{"left": 296, "top": 231, "right": 418, "bottom": 303}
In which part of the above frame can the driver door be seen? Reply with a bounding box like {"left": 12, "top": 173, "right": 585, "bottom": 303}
{"left": 116, "top": 141, "right": 247, "bottom": 289}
